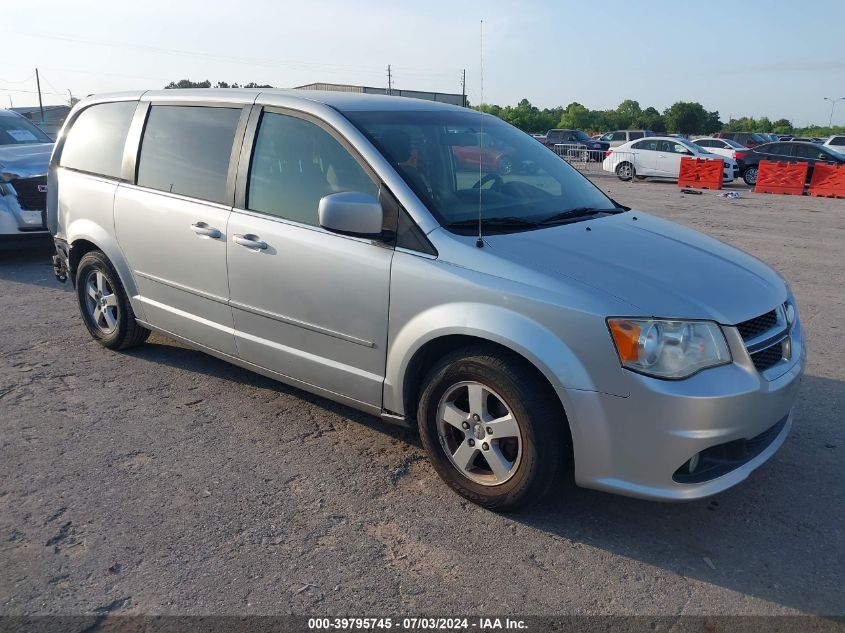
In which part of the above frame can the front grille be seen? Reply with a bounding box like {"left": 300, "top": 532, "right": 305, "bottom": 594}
{"left": 736, "top": 310, "right": 778, "bottom": 340}
{"left": 750, "top": 341, "right": 784, "bottom": 371}
{"left": 12, "top": 176, "right": 47, "bottom": 211}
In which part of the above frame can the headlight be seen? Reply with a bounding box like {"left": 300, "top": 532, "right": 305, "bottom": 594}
{"left": 607, "top": 318, "right": 731, "bottom": 379}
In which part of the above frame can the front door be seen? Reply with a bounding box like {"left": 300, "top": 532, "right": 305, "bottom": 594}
{"left": 655, "top": 140, "right": 688, "bottom": 178}
{"left": 226, "top": 109, "right": 393, "bottom": 407}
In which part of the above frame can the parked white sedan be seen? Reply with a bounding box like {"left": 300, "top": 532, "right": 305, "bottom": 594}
{"left": 603, "top": 137, "right": 738, "bottom": 182}
{"left": 692, "top": 137, "right": 749, "bottom": 161}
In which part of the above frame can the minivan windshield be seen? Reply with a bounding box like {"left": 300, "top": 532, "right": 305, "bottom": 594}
{"left": 0, "top": 113, "right": 53, "bottom": 146}
{"left": 345, "top": 110, "right": 616, "bottom": 232}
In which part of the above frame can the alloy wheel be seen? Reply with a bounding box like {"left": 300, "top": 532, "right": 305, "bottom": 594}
{"left": 84, "top": 270, "right": 119, "bottom": 334}
{"left": 436, "top": 381, "right": 523, "bottom": 486}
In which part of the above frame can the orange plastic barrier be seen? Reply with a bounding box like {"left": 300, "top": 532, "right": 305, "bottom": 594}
{"left": 678, "top": 157, "right": 723, "bottom": 190}
{"left": 807, "top": 163, "right": 845, "bottom": 198}
{"left": 754, "top": 160, "right": 808, "bottom": 195}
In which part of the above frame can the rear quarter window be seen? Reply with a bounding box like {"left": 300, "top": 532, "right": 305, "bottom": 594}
{"left": 60, "top": 101, "right": 138, "bottom": 179}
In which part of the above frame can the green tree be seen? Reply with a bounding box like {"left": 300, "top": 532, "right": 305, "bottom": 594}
{"left": 771, "top": 118, "right": 793, "bottom": 134}
{"left": 615, "top": 99, "right": 642, "bottom": 129}
{"left": 664, "top": 101, "right": 711, "bottom": 134}
{"left": 558, "top": 102, "right": 593, "bottom": 130}
{"left": 164, "top": 79, "right": 274, "bottom": 90}
{"left": 164, "top": 79, "right": 212, "bottom": 89}
{"left": 636, "top": 106, "right": 666, "bottom": 132}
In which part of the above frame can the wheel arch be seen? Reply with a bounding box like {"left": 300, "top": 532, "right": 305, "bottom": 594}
{"left": 385, "top": 303, "right": 593, "bottom": 424}
{"left": 66, "top": 219, "right": 145, "bottom": 321}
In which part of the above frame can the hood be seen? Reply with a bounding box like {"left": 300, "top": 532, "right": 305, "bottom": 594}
{"left": 0, "top": 143, "right": 53, "bottom": 180}
{"left": 483, "top": 211, "right": 786, "bottom": 325}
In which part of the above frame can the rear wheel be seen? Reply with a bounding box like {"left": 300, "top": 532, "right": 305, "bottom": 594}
{"left": 616, "top": 162, "right": 635, "bottom": 181}
{"left": 75, "top": 250, "right": 150, "bottom": 350}
{"left": 417, "top": 346, "right": 569, "bottom": 511}
{"left": 743, "top": 166, "right": 758, "bottom": 186}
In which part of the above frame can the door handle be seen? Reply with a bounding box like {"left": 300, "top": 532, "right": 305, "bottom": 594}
{"left": 233, "top": 234, "right": 268, "bottom": 250}
{"left": 191, "top": 222, "right": 222, "bottom": 239}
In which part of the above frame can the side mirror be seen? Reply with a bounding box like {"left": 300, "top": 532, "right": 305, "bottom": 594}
{"left": 318, "top": 191, "right": 389, "bottom": 240}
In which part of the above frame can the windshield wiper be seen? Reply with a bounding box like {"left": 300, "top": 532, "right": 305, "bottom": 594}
{"left": 444, "top": 216, "right": 539, "bottom": 230}
{"left": 538, "top": 207, "right": 623, "bottom": 226}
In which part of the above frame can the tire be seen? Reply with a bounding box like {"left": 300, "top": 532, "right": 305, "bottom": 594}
{"left": 417, "top": 345, "right": 569, "bottom": 512}
{"left": 616, "top": 162, "right": 635, "bottom": 181}
{"left": 497, "top": 155, "right": 513, "bottom": 176}
{"left": 742, "top": 166, "right": 758, "bottom": 186}
{"left": 75, "top": 250, "right": 150, "bottom": 350}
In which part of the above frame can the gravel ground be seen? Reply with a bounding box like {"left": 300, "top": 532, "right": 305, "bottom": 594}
{"left": 1, "top": 178, "right": 843, "bottom": 618}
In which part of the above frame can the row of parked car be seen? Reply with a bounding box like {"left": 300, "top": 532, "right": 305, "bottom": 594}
{"left": 602, "top": 132, "right": 845, "bottom": 186}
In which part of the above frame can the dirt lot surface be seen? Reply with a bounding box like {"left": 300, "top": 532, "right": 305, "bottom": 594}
{"left": 1, "top": 178, "right": 843, "bottom": 618}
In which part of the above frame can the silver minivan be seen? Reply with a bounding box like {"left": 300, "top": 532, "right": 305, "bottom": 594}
{"left": 49, "top": 89, "right": 804, "bottom": 511}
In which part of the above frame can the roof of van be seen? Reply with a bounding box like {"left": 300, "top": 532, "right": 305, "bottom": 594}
{"left": 78, "top": 88, "right": 469, "bottom": 113}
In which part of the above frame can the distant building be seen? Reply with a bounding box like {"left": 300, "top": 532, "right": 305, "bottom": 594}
{"left": 10, "top": 105, "right": 71, "bottom": 140}
{"left": 295, "top": 82, "right": 466, "bottom": 107}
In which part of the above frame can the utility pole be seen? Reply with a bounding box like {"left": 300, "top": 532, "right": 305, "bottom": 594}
{"left": 461, "top": 69, "right": 466, "bottom": 107}
{"left": 35, "top": 68, "right": 45, "bottom": 124}
{"left": 387, "top": 65, "right": 393, "bottom": 96}
{"left": 823, "top": 97, "right": 845, "bottom": 128}
{"left": 68, "top": 89, "right": 74, "bottom": 106}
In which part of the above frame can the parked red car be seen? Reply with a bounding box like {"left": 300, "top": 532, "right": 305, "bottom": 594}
{"left": 451, "top": 132, "right": 516, "bottom": 175}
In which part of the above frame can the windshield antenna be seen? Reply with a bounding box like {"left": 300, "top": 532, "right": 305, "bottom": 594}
{"left": 476, "top": 18, "right": 484, "bottom": 248}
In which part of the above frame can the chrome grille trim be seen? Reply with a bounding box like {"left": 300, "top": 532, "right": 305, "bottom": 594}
{"left": 736, "top": 304, "right": 792, "bottom": 374}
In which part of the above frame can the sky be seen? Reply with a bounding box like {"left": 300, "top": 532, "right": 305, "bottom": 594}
{"left": 2, "top": 0, "right": 845, "bottom": 126}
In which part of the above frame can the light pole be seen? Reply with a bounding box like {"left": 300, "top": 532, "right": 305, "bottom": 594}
{"left": 823, "top": 97, "right": 845, "bottom": 128}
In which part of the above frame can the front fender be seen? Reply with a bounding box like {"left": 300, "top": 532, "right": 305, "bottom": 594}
{"left": 383, "top": 302, "right": 596, "bottom": 416}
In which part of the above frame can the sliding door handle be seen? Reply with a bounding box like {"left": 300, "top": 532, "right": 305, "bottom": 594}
{"left": 233, "top": 234, "right": 268, "bottom": 250}
{"left": 191, "top": 222, "right": 222, "bottom": 239}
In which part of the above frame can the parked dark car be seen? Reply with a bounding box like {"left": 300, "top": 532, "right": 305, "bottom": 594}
{"left": 539, "top": 129, "right": 609, "bottom": 161}
{"left": 738, "top": 141, "right": 845, "bottom": 186}
{"left": 714, "top": 132, "right": 769, "bottom": 148}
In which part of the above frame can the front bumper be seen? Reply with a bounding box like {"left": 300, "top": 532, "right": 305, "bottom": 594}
{"left": 560, "top": 316, "right": 805, "bottom": 501}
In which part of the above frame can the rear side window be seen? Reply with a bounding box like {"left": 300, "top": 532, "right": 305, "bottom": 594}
{"left": 137, "top": 105, "right": 242, "bottom": 204}
{"left": 629, "top": 131, "right": 644, "bottom": 140}
{"left": 611, "top": 131, "right": 627, "bottom": 141}
{"left": 60, "top": 101, "right": 137, "bottom": 179}
{"left": 830, "top": 136, "right": 845, "bottom": 146}
{"left": 695, "top": 139, "right": 714, "bottom": 147}
{"left": 247, "top": 111, "right": 378, "bottom": 226}
{"left": 633, "top": 139, "right": 658, "bottom": 151}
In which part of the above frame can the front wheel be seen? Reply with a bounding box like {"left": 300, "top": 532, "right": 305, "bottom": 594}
{"left": 616, "top": 162, "right": 635, "bottom": 181}
{"left": 742, "top": 166, "right": 758, "bottom": 186}
{"left": 75, "top": 250, "right": 150, "bottom": 350}
{"left": 417, "top": 346, "right": 569, "bottom": 511}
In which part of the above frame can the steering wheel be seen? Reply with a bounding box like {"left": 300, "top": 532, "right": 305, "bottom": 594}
{"left": 472, "top": 173, "right": 503, "bottom": 190}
